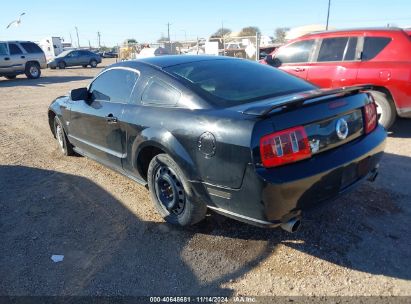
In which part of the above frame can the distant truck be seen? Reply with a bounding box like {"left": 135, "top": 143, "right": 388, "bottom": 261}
{"left": 38, "top": 37, "right": 64, "bottom": 61}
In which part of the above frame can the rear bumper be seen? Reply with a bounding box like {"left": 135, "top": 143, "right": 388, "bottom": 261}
{"left": 201, "top": 125, "right": 387, "bottom": 227}
{"left": 39, "top": 61, "right": 47, "bottom": 69}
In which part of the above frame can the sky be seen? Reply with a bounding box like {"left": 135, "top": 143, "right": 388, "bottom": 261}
{"left": 0, "top": 0, "right": 410, "bottom": 47}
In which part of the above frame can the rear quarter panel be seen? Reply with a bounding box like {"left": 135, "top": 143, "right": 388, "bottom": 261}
{"left": 122, "top": 106, "right": 255, "bottom": 189}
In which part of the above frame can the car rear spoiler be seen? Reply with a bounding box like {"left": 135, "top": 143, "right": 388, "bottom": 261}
{"left": 243, "top": 85, "right": 373, "bottom": 117}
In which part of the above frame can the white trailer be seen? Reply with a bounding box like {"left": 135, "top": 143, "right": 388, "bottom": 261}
{"left": 39, "top": 37, "right": 64, "bottom": 61}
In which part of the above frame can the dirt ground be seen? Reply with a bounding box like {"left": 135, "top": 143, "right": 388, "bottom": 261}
{"left": 0, "top": 59, "right": 410, "bottom": 297}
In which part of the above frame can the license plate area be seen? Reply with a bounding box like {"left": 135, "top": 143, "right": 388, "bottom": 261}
{"left": 341, "top": 157, "right": 371, "bottom": 189}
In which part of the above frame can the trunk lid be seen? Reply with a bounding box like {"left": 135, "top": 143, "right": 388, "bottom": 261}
{"left": 245, "top": 86, "right": 373, "bottom": 165}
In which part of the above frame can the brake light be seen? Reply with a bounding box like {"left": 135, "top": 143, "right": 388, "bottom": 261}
{"left": 260, "top": 126, "right": 311, "bottom": 168}
{"left": 363, "top": 99, "right": 377, "bottom": 134}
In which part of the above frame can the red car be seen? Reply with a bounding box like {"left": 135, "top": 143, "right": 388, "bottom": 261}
{"left": 262, "top": 28, "right": 411, "bottom": 128}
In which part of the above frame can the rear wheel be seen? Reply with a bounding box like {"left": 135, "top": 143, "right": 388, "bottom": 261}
{"left": 147, "top": 154, "right": 207, "bottom": 226}
{"left": 58, "top": 61, "right": 66, "bottom": 69}
{"left": 90, "top": 60, "right": 98, "bottom": 68}
{"left": 5, "top": 75, "right": 17, "bottom": 80}
{"left": 54, "top": 117, "right": 74, "bottom": 156}
{"left": 25, "top": 62, "right": 41, "bottom": 79}
{"left": 370, "top": 90, "right": 396, "bottom": 129}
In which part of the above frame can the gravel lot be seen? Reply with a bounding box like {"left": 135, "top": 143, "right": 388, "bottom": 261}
{"left": 0, "top": 59, "right": 410, "bottom": 297}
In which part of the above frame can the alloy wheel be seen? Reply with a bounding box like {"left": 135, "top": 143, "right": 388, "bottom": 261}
{"left": 30, "top": 66, "right": 39, "bottom": 78}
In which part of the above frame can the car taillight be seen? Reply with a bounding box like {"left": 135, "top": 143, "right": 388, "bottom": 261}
{"left": 260, "top": 126, "right": 311, "bottom": 168}
{"left": 363, "top": 97, "right": 377, "bottom": 134}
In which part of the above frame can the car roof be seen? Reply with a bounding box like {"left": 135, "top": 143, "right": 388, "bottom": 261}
{"left": 298, "top": 27, "right": 407, "bottom": 39}
{"left": 136, "top": 55, "right": 236, "bottom": 68}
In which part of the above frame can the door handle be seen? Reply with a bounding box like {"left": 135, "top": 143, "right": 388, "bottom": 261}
{"left": 20, "top": 55, "right": 25, "bottom": 59}
{"left": 293, "top": 67, "right": 305, "bottom": 72}
{"left": 105, "top": 114, "right": 118, "bottom": 124}
{"left": 4, "top": 57, "right": 10, "bottom": 61}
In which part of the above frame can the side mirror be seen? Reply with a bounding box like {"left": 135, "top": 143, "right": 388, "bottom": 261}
{"left": 265, "top": 55, "right": 282, "bottom": 67}
{"left": 70, "top": 87, "right": 89, "bottom": 101}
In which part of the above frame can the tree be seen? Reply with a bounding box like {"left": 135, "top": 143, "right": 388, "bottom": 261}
{"left": 239, "top": 26, "right": 261, "bottom": 36}
{"left": 273, "top": 27, "right": 289, "bottom": 43}
{"left": 124, "top": 38, "right": 138, "bottom": 45}
{"left": 211, "top": 28, "right": 231, "bottom": 38}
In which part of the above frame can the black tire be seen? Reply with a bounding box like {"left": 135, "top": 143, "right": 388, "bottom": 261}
{"left": 24, "top": 62, "right": 41, "bottom": 79}
{"left": 50, "top": 66, "right": 57, "bottom": 70}
{"left": 5, "top": 75, "right": 16, "bottom": 80}
{"left": 58, "top": 61, "right": 66, "bottom": 69}
{"left": 370, "top": 90, "right": 396, "bottom": 129}
{"left": 82, "top": 65, "right": 88, "bottom": 68}
{"left": 90, "top": 60, "right": 98, "bottom": 68}
{"left": 147, "top": 154, "right": 207, "bottom": 226}
{"left": 53, "top": 117, "right": 74, "bottom": 156}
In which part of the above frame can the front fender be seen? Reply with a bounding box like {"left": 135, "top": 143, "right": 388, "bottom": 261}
{"left": 48, "top": 95, "right": 70, "bottom": 135}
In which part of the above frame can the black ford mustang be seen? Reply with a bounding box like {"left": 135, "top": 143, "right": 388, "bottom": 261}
{"left": 48, "top": 56, "right": 386, "bottom": 232}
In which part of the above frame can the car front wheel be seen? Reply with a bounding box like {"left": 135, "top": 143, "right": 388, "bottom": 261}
{"left": 147, "top": 154, "right": 207, "bottom": 226}
{"left": 54, "top": 117, "right": 74, "bottom": 156}
{"left": 58, "top": 61, "right": 66, "bottom": 69}
{"left": 370, "top": 90, "right": 396, "bottom": 129}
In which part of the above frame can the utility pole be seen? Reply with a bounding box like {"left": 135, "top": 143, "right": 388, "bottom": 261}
{"left": 75, "top": 26, "right": 80, "bottom": 48}
{"left": 167, "top": 22, "right": 172, "bottom": 53}
{"left": 167, "top": 22, "right": 171, "bottom": 42}
{"left": 221, "top": 20, "right": 225, "bottom": 55}
{"left": 326, "top": 0, "right": 331, "bottom": 30}
{"left": 97, "top": 31, "right": 101, "bottom": 48}
{"left": 69, "top": 33, "right": 73, "bottom": 46}
{"left": 88, "top": 40, "right": 91, "bottom": 50}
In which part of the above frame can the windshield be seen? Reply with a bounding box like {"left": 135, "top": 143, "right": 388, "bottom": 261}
{"left": 56, "top": 50, "right": 71, "bottom": 58}
{"left": 164, "top": 59, "right": 315, "bottom": 107}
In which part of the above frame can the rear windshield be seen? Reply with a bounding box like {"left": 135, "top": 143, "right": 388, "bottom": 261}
{"left": 164, "top": 59, "right": 315, "bottom": 107}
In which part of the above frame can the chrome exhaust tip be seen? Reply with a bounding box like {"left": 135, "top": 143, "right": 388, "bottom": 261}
{"left": 280, "top": 218, "right": 302, "bottom": 233}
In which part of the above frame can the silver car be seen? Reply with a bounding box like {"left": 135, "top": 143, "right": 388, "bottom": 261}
{"left": 0, "top": 41, "right": 47, "bottom": 80}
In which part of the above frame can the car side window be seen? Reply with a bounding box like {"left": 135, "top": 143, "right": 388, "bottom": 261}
{"left": 9, "top": 43, "right": 23, "bottom": 55}
{"left": 344, "top": 37, "right": 358, "bottom": 61}
{"left": 317, "top": 37, "right": 348, "bottom": 62}
{"left": 89, "top": 69, "right": 139, "bottom": 104}
{"left": 0, "top": 43, "right": 8, "bottom": 55}
{"left": 275, "top": 40, "right": 315, "bottom": 64}
{"left": 141, "top": 77, "right": 181, "bottom": 106}
{"left": 20, "top": 42, "right": 43, "bottom": 54}
{"left": 362, "top": 37, "right": 391, "bottom": 61}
